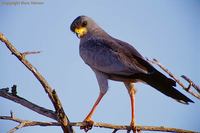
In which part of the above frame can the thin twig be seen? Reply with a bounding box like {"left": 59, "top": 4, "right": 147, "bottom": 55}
{"left": 147, "top": 58, "right": 200, "bottom": 100}
{"left": 181, "top": 75, "right": 200, "bottom": 94}
{"left": 21, "top": 51, "right": 41, "bottom": 56}
{"left": 0, "top": 33, "right": 74, "bottom": 133}
{"left": 0, "top": 116, "right": 60, "bottom": 127}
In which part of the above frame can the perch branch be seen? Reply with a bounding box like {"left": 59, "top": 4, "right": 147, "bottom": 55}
{"left": 0, "top": 33, "right": 74, "bottom": 133}
{"left": 70, "top": 122, "right": 198, "bottom": 133}
{"left": 0, "top": 116, "right": 198, "bottom": 133}
{"left": 147, "top": 58, "right": 200, "bottom": 100}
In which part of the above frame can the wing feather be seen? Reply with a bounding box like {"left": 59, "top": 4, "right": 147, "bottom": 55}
{"left": 80, "top": 37, "right": 155, "bottom": 76}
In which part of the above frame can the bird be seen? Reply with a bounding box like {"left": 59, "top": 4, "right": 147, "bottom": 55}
{"left": 70, "top": 15, "right": 194, "bottom": 132}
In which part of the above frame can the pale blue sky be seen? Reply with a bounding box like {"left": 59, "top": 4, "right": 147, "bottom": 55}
{"left": 0, "top": 0, "right": 200, "bottom": 133}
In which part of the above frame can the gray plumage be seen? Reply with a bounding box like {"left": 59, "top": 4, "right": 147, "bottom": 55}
{"left": 70, "top": 15, "right": 193, "bottom": 104}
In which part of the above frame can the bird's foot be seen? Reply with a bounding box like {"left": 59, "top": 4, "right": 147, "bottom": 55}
{"left": 128, "top": 121, "right": 137, "bottom": 133}
{"left": 80, "top": 118, "right": 94, "bottom": 132}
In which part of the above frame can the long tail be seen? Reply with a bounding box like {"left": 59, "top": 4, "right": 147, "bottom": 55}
{"left": 141, "top": 71, "right": 194, "bottom": 104}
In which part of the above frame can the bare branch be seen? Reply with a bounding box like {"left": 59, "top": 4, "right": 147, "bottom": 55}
{"left": 0, "top": 33, "right": 74, "bottom": 133}
{"left": 1, "top": 116, "right": 198, "bottom": 133}
{"left": 0, "top": 88, "right": 57, "bottom": 120}
{"left": 147, "top": 58, "right": 200, "bottom": 100}
{"left": 72, "top": 122, "right": 198, "bottom": 133}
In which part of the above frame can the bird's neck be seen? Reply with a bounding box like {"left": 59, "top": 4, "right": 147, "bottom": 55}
{"left": 81, "top": 27, "right": 110, "bottom": 42}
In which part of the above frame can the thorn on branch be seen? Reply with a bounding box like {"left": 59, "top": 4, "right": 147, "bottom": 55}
{"left": 10, "top": 110, "right": 14, "bottom": 118}
{"left": 153, "top": 58, "right": 158, "bottom": 62}
{"left": 11, "top": 85, "right": 17, "bottom": 96}
{"left": 52, "top": 90, "right": 61, "bottom": 112}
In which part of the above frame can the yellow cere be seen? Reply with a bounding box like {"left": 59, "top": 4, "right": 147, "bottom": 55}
{"left": 75, "top": 27, "right": 87, "bottom": 38}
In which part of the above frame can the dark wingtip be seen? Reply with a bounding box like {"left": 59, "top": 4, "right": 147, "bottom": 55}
{"left": 188, "top": 99, "right": 194, "bottom": 104}
{"left": 176, "top": 99, "right": 194, "bottom": 105}
{"left": 176, "top": 97, "right": 194, "bottom": 105}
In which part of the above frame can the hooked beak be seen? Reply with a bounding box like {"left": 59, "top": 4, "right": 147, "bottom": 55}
{"left": 75, "top": 33, "right": 80, "bottom": 38}
{"left": 74, "top": 27, "right": 87, "bottom": 38}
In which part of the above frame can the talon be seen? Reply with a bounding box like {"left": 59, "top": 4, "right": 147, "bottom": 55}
{"left": 130, "top": 121, "right": 136, "bottom": 133}
{"left": 80, "top": 119, "right": 94, "bottom": 132}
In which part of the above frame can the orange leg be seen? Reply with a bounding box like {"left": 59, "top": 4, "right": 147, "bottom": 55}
{"left": 80, "top": 92, "right": 105, "bottom": 132}
{"left": 84, "top": 92, "right": 104, "bottom": 121}
{"left": 125, "top": 82, "right": 136, "bottom": 132}
{"left": 129, "top": 87, "right": 136, "bottom": 128}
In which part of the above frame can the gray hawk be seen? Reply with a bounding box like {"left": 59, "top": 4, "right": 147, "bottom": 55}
{"left": 70, "top": 15, "right": 193, "bottom": 132}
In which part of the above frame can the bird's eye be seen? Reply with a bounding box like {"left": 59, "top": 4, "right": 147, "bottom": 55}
{"left": 82, "top": 21, "right": 87, "bottom": 27}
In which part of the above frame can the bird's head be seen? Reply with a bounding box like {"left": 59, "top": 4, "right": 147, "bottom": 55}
{"left": 70, "top": 15, "right": 99, "bottom": 38}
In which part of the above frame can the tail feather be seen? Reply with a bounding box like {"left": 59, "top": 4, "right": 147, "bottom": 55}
{"left": 142, "top": 71, "right": 194, "bottom": 104}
